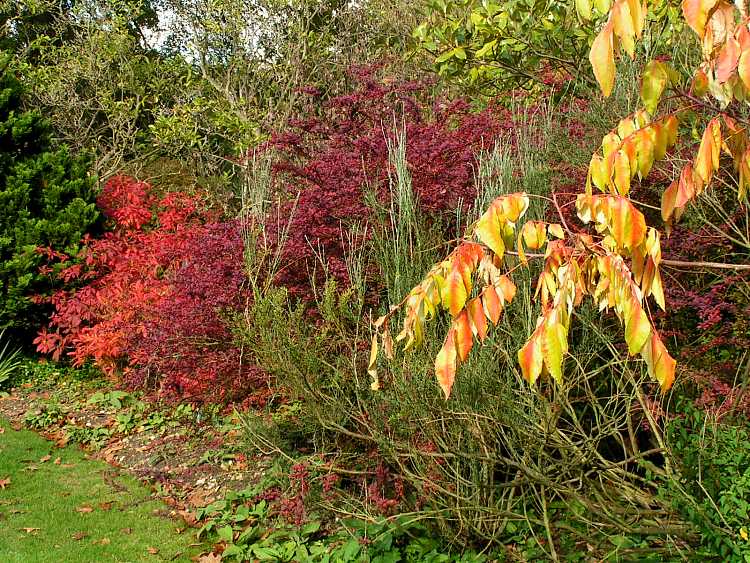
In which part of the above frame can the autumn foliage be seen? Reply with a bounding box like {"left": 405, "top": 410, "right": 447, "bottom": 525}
{"left": 35, "top": 176, "right": 259, "bottom": 401}
{"left": 267, "top": 70, "right": 507, "bottom": 298}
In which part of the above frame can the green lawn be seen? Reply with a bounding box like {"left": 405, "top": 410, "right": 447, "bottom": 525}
{"left": 0, "top": 417, "right": 204, "bottom": 562}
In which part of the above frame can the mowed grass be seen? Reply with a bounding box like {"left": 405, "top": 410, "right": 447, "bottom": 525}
{"left": 0, "top": 417, "right": 204, "bottom": 562}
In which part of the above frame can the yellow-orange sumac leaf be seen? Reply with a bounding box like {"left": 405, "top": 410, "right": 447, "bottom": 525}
{"left": 694, "top": 119, "right": 721, "bottom": 185}
{"left": 692, "top": 67, "right": 710, "bottom": 96}
{"left": 612, "top": 0, "right": 636, "bottom": 57}
{"left": 740, "top": 147, "right": 750, "bottom": 201}
{"left": 635, "top": 128, "right": 655, "bottom": 178}
{"left": 738, "top": 27, "right": 750, "bottom": 90}
{"left": 496, "top": 275, "right": 517, "bottom": 303}
{"left": 590, "top": 21, "right": 616, "bottom": 97}
{"left": 453, "top": 310, "right": 473, "bottom": 362}
{"left": 482, "top": 286, "right": 503, "bottom": 324}
{"left": 441, "top": 267, "right": 467, "bottom": 317}
{"left": 367, "top": 334, "right": 379, "bottom": 378}
{"left": 589, "top": 154, "right": 610, "bottom": 191}
{"left": 664, "top": 115, "right": 679, "bottom": 146}
{"left": 613, "top": 150, "right": 631, "bottom": 195}
{"left": 624, "top": 299, "right": 651, "bottom": 354}
{"left": 641, "top": 331, "right": 676, "bottom": 391}
{"left": 522, "top": 221, "right": 547, "bottom": 250}
{"left": 548, "top": 223, "right": 565, "bottom": 239}
{"left": 641, "top": 60, "right": 669, "bottom": 114}
{"left": 682, "top": 0, "right": 718, "bottom": 38}
{"left": 382, "top": 326, "right": 394, "bottom": 359}
{"left": 716, "top": 37, "right": 740, "bottom": 82}
{"left": 609, "top": 196, "right": 647, "bottom": 251}
{"left": 676, "top": 163, "right": 698, "bottom": 208}
{"left": 467, "top": 297, "right": 488, "bottom": 342}
{"left": 435, "top": 330, "right": 457, "bottom": 399}
{"left": 474, "top": 208, "right": 505, "bottom": 258}
{"left": 543, "top": 321, "right": 568, "bottom": 384}
{"left": 502, "top": 192, "right": 529, "bottom": 223}
{"left": 518, "top": 328, "right": 544, "bottom": 385}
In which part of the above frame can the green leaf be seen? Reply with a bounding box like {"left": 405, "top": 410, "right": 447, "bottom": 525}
{"left": 641, "top": 60, "right": 669, "bottom": 115}
{"left": 217, "top": 525, "right": 234, "bottom": 543}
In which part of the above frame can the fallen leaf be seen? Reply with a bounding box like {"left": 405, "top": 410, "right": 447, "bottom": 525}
{"left": 53, "top": 457, "right": 61, "bottom": 465}
{"left": 99, "top": 502, "right": 113, "bottom": 511}
{"left": 72, "top": 532, "right": 88, "bottom": 541}
{"left": 198, "top": 554, "right": 223, "bottom": 562}
{"left": 76, "top": 505, "right": 94, "bottom": 514}
{"left": 121, "top": 527, "right": 133, "bottom": 535}
{"left": 39, "top": 455, "right": 51, "bottom": 463}
{"left": 0, "top": 427, "right": 5, "bottom": 434}
{"left": 20, "top": 527, "right": 40, "bottom": 534}
{"left": 98, "top": 537, "right": 111, "bottom": 545}
{"left": 147, "top": 547, "right": 159, "bottom": 555}
{"left": 0, "top": 477, "right": 10, "bottom": 489}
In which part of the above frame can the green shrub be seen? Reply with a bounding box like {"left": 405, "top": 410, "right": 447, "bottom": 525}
{"left": 662, "top": 401, "right": 750, "bottom": 560}
{"left": 0, "top": 54, "right": 99, "bottom": 338}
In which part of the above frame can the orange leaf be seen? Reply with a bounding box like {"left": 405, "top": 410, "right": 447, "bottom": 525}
{"left": 496, "top": 275, "right": 517, "bottom": 303}
{"left": 661, "top": 180, "right": 678, "bottom": 223}
{"left": 467, "top": 297, "right": 488, "bottom": 342}
{"left": 641, "top": 331, "right": 676, "bottom": 391}
{"left": 453, "top": 310, "right": 474, "bottom": 362}
{"left": 518, "top": 329, "right": 544, "bottom": 384}
{"left": 435, "top": 330, "right": 457, "bottom": 399}
{"left": 482, "top": 286, "right": 503, "bottom": 324}
{"left": 716, "top": 37, "right": 740, "bottom": 82}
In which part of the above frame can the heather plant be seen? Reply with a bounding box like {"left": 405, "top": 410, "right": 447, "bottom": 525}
{"left": 0, "top": 54, "right": 99, "bottom": 338}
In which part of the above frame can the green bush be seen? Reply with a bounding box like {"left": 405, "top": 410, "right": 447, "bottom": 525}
{"left": 0, "top": 54, "right": 99, "bottom": 338}
{"left": 662, "top": 402, "right": 750, "bottom": 560}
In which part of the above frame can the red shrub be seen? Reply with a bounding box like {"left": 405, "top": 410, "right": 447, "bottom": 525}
{"left": 36, "top": 176, "right": 260, "bottom": 402}
{"left": 264, "top": 68, "right": 510, "bottom": 298}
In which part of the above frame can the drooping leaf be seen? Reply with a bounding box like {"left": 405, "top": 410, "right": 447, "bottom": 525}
{"left": 590, "top": 22, "right": 616, "bottom": 97}
{"left": 641, "top": 60, "right": 670, "bottom": 114}
{"left": 453, "top": 310, "right": 474, "bottom": 362}
{"left": 518, "top": 329, "right": 544, "bottom": 385}
{"left": 435, "top": 330, "right": 457, "bottom": 399}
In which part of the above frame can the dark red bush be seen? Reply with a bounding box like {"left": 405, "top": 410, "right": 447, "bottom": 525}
{"left": 36, "top": 176, "right": 260, "bottom": 402}
{"left": 265, "top": 68, "right": 510, "bottom": 299}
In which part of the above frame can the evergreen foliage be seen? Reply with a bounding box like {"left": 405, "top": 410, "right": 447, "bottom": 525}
{"left": 0, "top": 55, "right": 98, "bottom": 338}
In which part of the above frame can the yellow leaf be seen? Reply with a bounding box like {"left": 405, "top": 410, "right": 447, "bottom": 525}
{"left": 474, "top": 208, "right": 505, "bottom": 258}
{"left": 624, "top": 300, "right": 651, "bottom": 354}
{"left": 612, "top": 1, "right": 636, "bottom": 57}
{"left": 522, "top": 221, "right": 547, "bottom": 250}
{"left": 542, "top": 321, "right": 568, "bottom": 384}
{"left": 613, "top": 150, "right": 631, "bottom": 195}
{"left": 441, "top": 267, "right": 467, "bottom": 317}
{"left": 682, "top": 0, "right": 719, "bottom": 38}
{"left": 641, "top": 60, "right": 669, "bottom": 115}
{"left": 590, "top": 22, "right": 616, "bottom": 97}
{"left": 590, "top": 154, "right": 610, "bottom": 191}
{"left": 576, "top": 0, "right": 592, "bottom": 20}
{"left": 367, "top": 334, "right": 378, "bottom": 377}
